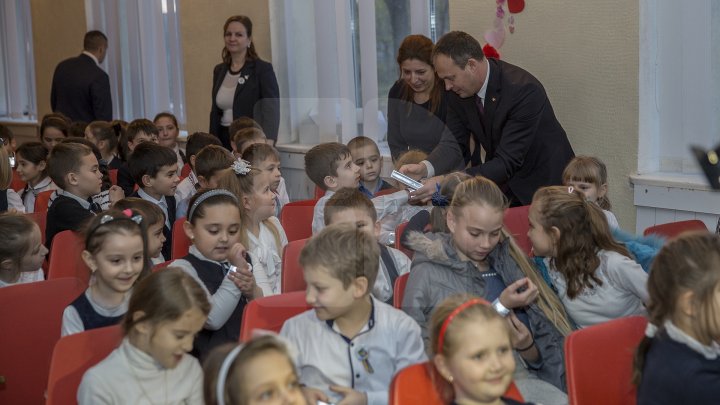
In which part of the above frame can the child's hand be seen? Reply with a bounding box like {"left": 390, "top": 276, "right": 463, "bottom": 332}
{"left": 227, "top": 243, "right": 256, "bottom": 297}
{"left": 507, "top": 311, "right": 533, "bottom": 350}
{"left": 108, "top": 185, "right": 125, "bottom": 206}
{"left": 301, "top": 386, "right": 329, "bottom": 404}
{"left": 329, "top": 385, "right": 367, "bottom": 405}
{"left": 507, "top": 312, "right": 539, "bottom": 362}
{"left": 499, "top": 278, "right": 538, "bottom": 309}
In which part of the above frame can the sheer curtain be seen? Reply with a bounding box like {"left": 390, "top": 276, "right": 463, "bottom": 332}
{"left": 85, "top": 0, "right": 186, "bottom": 123}
{"left": 0, "top": 0, "right": 36, "bottom": 120}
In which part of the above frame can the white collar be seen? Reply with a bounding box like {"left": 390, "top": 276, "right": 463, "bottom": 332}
{"left": 82, "top": 51, "right": 100, "bottom": 66}
{"left": 138, "top": 188, "right": 167, "bottom": 206}
{"left": 476, "top": 58, "right": 491, "bottom": 103}
{"left": 665, "top": 320, "right": 720, "bottom": 360}
{"left": 28, "top": 176, "right": 52, "bottom": 191}
{"left": 189, "top": 245, "right": 230, "bottom": 267}
{"left": 62, "top": 190, "right": 91, "bottom": 209}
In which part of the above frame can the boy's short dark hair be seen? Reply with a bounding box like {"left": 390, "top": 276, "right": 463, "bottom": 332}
{"left": 126, "top": 118, "right": 159, "bottom": 142}
{"left": 128, "top": 142, "right": 177, "bottom": 185}
{"left": 323, "top": 188, "right": 377, "bottom": 226}
{"left": 347, "top": 136, "right": 380, "bottom": 154}
{"left": 229, "top": 117, "right": 262, "bottom": 140}
{"left": 195, "top": 145, "right": 234, "bottom": 180}
{"left": 299, "top": 223, "right": 379, "bottom": 290}
{"left": 241, "top": 143, "right": 280, "bottom": 166}
{"left": 304, "top": 142, "right": 351, "bottom": 190}
{"left": 185, "top": 132, "right": 222, "bottom": 161}
{"left": 47, "top": 143, "right": 93, "bottom": 189}
{"left": 114, "top": 197, "right": 165, "bottom": 227}
{"left": 232, "top": 127, "right": 266, "bottom": 153}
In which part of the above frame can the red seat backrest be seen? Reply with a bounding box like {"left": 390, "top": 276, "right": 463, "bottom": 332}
{"left": 48, "top": 230, "right": 90, "bottom": 286}
{"left": 504, "top": 205, "right": 532, "bottom": 256}
{"left": 180, "top": 163, "right": 191, "bottom": 178}
{"left": 394, "top": 221, "right": 413, "bottom": 259}
{"left": 10, "top": 169, "right": 25, "bottom": 192}
{"left": 46, "top": 325, "right": 123, "bottom": 405}
{"left": 26, "top": 211, "right": 47, "bottom": 245}
{"left": 34, "top": 189, "right": 55, "bottom": 213}
{"left": 239, "top": 291, "right": 310, "bottom": 342}
{"left": 393, "top": 272, "right": 410, "bottom": 309}
{"left": 314, "top": 185, "right": 325, "bottom": 200}
{"left": 565, "top": 315, "right": 648, "bottom": 405}
{"left": 108, "top": 169, "right": 118, "bottom": 186}
{"left": 281, "top": 238, "right": 309, "bottom": 293}
{"left": 389, "top": 362, "right": 524, "bottom": 405}
{"left": 152, "top": 260, "right": 173, "bottom": 272}
{"left": 0, "top": 278, "right": 86, "bottom": 404}
{"left": 172, "top": 217, "right": 191, "bottom": 259}
{"left": 280, "top": 199, "right": 317, "bottom": 242}
{"left": 642, "top": 219, "right": 707, "bottom": 239}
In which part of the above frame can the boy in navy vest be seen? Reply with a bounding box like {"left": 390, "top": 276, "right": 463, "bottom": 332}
{"left": 323, "top": 188, "right": 411, "bottom": 305}
{"left": 128, "top": 142, "right": 179, "bottom": 260}
{"left": 46, "top": 143, "right": 103, "bottom": 247}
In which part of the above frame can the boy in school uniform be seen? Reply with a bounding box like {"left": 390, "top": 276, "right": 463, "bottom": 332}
{"left": 324, "top": 188, "right": 411, "bottom": 305}
{"left": 174, "top": 132, "right": 222, "bottom": 205}
{"left": 281, "top": 223, "right": 425, "bottom": 405}
{"left": 176, "top": 144, "right": 234, "bottom": 218}
{"left": 305, "top": 142, "right": 361, "bottom": 234}
{"left": 46, "top": 143, "right": 103, "bottom": 247}
{"left": 128, "top": 142, "right": 179, "bottom": 260}
{"left": 347, "top": 136, "right": 394, "bottom": 198}
{"left": 117, "top": 119, "right": 159, "bottom": 196}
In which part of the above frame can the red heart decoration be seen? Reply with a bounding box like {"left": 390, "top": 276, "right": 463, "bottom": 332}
{"left": 508, "top": 0, "right": 525, "bottom": 13}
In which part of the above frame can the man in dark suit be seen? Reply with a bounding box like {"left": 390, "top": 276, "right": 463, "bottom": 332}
{"left": 402, "top": 31, "right": 574, "bottom": 206}
{"left": 51, "top": 30, "right": 112, "bottom": 122}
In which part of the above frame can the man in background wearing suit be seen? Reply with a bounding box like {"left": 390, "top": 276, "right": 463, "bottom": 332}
{"left": 51, "top": 30, "right": 112, "bottom": 122}
{"left": 402, "top": 31, "right": 574, "bottom": 206}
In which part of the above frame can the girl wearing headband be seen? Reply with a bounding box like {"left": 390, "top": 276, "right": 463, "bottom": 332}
{"left": 170, "top": 188, "right": 260, "bottom": 360}
{"left": 61, "top": 208, "right": 150, "bottom": 336}
{"left": 529, "top": 186, "right": 648, "bottom": 328}
{"left": 633, "top": 233, "right": 720, "bottom": 404}
{"left": 403, "top": 176, "right": 570, "bottom": 401}
{"left": 78, "top": 268, "right": 210, "bottom": 404}
{"left": 203, "top": 335, "right": 307, "bottom": 405}
{"left": 431, "top": 295, "right": 533, "bottom": 405}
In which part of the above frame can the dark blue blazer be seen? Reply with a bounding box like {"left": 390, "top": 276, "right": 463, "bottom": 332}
{"left": 427, "top": 58, "right": 575, "bottom": 205}
{"left": 50, "top": 53, "right": 112, "bottom": 122}
{"left": 209, "top": 59, "right": 280, "bottom": 141}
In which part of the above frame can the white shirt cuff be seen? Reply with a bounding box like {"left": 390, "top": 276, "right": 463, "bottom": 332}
{"left": 421, "top": 160, "right": 435, "bottom": 178}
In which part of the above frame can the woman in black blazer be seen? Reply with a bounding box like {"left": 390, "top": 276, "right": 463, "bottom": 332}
{"left": 387, "top": 34, "right": 448, "bottom": 161}
{"left": 210, "top": 15, "right": 280, "bottom": 149}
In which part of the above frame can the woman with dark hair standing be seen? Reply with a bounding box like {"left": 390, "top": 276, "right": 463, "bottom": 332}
{"left": 387, "top": 34, "right": 448, "bottom": 160}
{"left": 210, "top": 15, "right": 280, "bottom": 149}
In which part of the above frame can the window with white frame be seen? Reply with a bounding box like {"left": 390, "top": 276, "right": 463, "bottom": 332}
{"left": 0, "top": 0, "right": 36, "bottom": 120}
{"left": 638, "top": 0, "right": 720, "bottom": 175}
{"left": 85, "top": 0, "right": 186, "bottom": 123}
{"left": 269, "top": 0, "right": 448, "bottom": 146}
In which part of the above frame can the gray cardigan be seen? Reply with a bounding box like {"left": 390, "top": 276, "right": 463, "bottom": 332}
{"left": 401, "top": 232, "right": 567, "bottom": 391}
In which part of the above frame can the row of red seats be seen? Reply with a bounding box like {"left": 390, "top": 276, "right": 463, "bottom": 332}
{"left": 0, "top": 271, "right": 647, "bottom": 404}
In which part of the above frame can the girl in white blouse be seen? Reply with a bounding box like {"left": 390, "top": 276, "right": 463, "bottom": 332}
{"left": 78, "top": 268, "right": 210, "bottom": 405}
